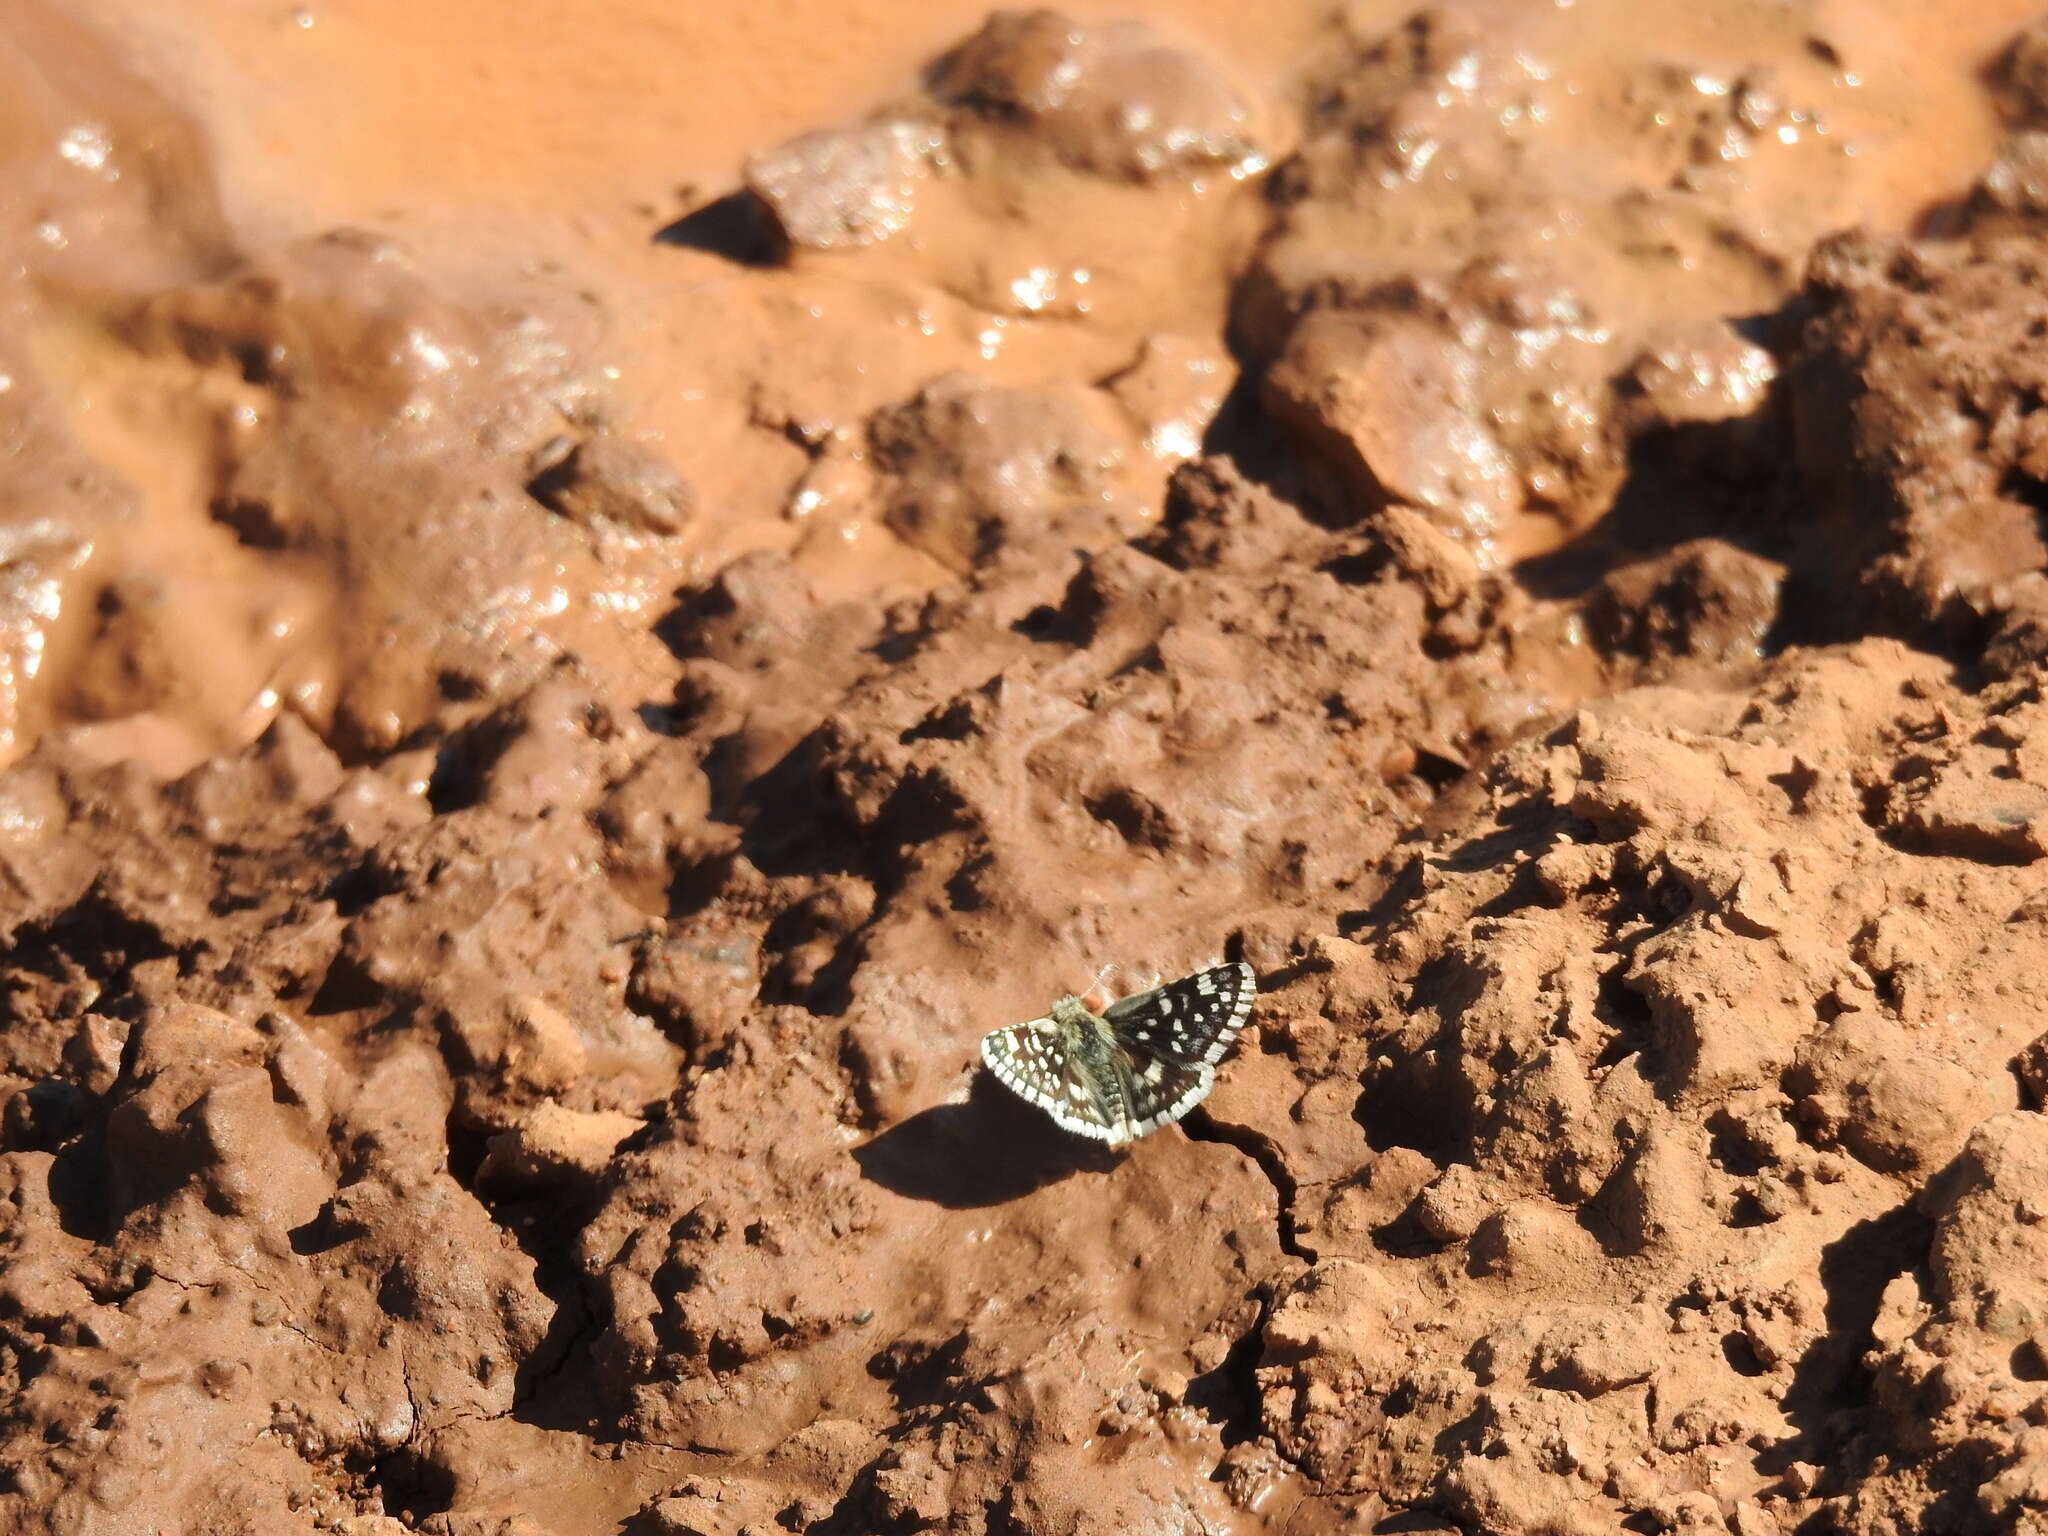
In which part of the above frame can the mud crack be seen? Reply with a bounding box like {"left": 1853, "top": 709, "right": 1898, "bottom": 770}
{"left": 1183, "top": 1109, "right": 1316, "bottom": 1264}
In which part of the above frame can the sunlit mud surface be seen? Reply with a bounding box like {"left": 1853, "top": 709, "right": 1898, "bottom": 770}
{"left": 8, "top": 2, "right": 2048, "bottom": 1532}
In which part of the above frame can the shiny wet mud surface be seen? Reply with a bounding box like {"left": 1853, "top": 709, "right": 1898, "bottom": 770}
{"left": 8, "top": 2, "right": 2048, "bottom": 1532}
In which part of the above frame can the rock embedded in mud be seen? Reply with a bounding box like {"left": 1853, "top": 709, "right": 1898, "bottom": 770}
{"left": 1262, "top": 308, "right": 1516, "bottom": 542}
{"left": 643, "top": 1484, "right": 779, "bottom": 1536}
{"left": 1619, "top": 323, "right": 1779, "bottom": 431}
{"left": 1409, "top": 1163, "right": 1489, "bottom": 1243}
{"left": 478, "top": 1101, "right": 642, "bottom": 1191}
{"left": 743, "top": 118, "right": 943, "bottom": 250}
{"left": 1973, "top": 129, "right": 2048, "bottom": 221}
{"left": 1258, "top": 254, "right": 1630, "bottom": 552}
{"left": 932, "top": 8, "right": 1264, "bottom": 182}
{"left": 1791, "top": 1018, "right": 2006, "bottom": 1176}
{"left": 527, "top": 431, "right": 695, "bottom": 535}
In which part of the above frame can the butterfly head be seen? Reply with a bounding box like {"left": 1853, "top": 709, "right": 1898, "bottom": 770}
{"left": 1048, "top": 994, "right": 1103, "bottom": 1031}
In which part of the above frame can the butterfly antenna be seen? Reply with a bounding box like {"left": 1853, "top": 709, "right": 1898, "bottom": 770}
{"left": 1080, "top": 962, "right": 1117, "bottom": 1011}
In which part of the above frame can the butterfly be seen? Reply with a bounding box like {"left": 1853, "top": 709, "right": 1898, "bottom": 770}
{"left": 979, "top": 962, "right": 1256, "bottom": 1145}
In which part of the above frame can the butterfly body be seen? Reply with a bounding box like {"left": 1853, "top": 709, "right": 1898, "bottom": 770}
{"left": 1046, "top": 994, "right": 1141, "bottom": 1133}
{"left": 980, "top": 962, "right": 1256, "bottom": 1146}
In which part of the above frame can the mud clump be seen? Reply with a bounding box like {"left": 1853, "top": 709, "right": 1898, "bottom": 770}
{"left": 867, "top": 372, "right": 1132, "bottom": 570}
{"left": 527, "top": 433, "right": 696, "bottom": 538}
{"left": 738, "top": 7, "right": 1262, "bottom": 261}
{"left": 1788, "top": 232, "right": 2048, "bottom": 659}
{"left": 744, "top": 120, "right": 945, "bottom": 252}
{"left": 9, "top": 2, "right": 2048, "bottom": 1534}
{"left": 1236, "top": 0, "right": 1881, "bottom": 571}
{"left": 931, "top": 8, "right": 1267, "bottom": 183}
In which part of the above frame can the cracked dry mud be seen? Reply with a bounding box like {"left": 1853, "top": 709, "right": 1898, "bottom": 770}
{"left": 10, "top": 1, "right": 2048, "bottom": 1533}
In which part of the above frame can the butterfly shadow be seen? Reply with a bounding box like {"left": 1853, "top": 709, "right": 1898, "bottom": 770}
{"left": 852, "top": 1071, "right": 1119, "bottom": 1209}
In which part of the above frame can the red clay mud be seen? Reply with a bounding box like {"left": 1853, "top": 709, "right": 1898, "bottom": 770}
{"left": 7, "top": 3, "right": 2048, "bottom": 1534}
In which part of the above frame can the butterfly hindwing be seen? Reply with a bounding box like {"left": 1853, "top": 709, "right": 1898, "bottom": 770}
{"left": 981, "top": 1020, "right": 1125, "bottom": 1142}
{"left": 1127, "top": 1053, "right": 1215, "bottom": 1135}
{"left": 981, "top": 1019, "right": 1066, "bottom": 1113}
{"left": 1103, "top": 961, "right": 1255, "bottom": 1067}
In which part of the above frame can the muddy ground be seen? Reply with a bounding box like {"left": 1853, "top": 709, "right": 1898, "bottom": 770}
{"left": 7, "top": 1, "right": 2048, "bottom": 1532}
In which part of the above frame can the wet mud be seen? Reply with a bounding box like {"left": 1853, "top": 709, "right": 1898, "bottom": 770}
{"left": 8, "top": 2, "right": 2048, "bottom": 1532}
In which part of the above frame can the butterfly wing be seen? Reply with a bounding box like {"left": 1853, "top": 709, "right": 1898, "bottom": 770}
{"left": 1103, "top": 961, "right": 1256, "bottom": 1067}
{"left": 984, "top": 963, "right": 1255, "bottom": 1145}
{"left": 980, "top": 1020, "right": 1126, "bottom": 1143}
{"left": 1127, "top": 1054, "right": 1216, "bottom": 1136}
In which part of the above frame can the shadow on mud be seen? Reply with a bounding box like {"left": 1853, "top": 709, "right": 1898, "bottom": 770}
{"left": 651, "top": 189, "right": 787, "bottom": 266}
{"left": 853, "top": 1072, "right": 1118, "bottom": 1207}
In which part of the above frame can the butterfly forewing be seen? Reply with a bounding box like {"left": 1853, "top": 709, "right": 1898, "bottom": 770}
{"left": 1102, "top": 961, "right": 1256, "bottom": 1067}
